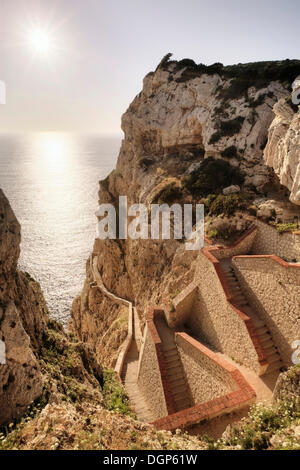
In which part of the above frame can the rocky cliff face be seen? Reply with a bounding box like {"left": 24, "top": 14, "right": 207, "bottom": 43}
{"left": 0, "top": 189, "right": 48, "bottom": 424}
{"left": 264, "top": 100, "right": 300, "bottom": 205}
{"left": 71, "top": 59, "right": 300, "bottom": 366}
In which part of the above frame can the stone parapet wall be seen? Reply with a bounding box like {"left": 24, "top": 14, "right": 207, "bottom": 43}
{"left": 90, "top": 255, "right": 133, "bottom": 379}
{"left": 152, "top": 333, "right": 255, "bottom": 431}
{"left": 176, "top": 333, "right": 238, "bottom": 404}
{"left": 211, "top": 225, "right": 257, "bottom": 260}
{"left": 252, "top": 220, "right": 300, "bottom": 262}
{"left": 233, "top": 255, "right": 300, "bottom": 366}
{"left": 137, "top": 307, "right": 175, "bottom": 420}
{"left": 165, "top": 282, "right": 198, "bottom": 329}
{"left": 191, "top": 249, "right": 264, "bottom": 374}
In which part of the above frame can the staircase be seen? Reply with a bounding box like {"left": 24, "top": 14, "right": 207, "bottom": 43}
{"left": 220, "top": 259, "right": 284, "bottom": 375}
{"left": 155, "top": 317, "right": 193, "bottom": 412}
{"left": 122, "top": 341, "right": 153, "bottom": 422}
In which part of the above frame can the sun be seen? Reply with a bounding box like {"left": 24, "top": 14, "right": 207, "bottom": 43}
{"left": 28, "top": 28, "right": 54, "bottom": 57}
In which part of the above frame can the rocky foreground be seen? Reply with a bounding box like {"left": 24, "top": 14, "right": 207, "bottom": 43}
{"left": 0, "top": 177, "right": 299, "bottom": 450}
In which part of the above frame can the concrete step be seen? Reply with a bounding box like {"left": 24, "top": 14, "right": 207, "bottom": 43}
{"left": 233, "top": 293, "right": 248, "bottom": 301}
{"left": 264, "top": 344, "right": 278, "bottom": 355}
{"left": 171, "top": 382, "right": 189, "bottom": 393}
{"left": 260, "top": 338, "right": 275, "bottom": 350}
{"left": 229, "top": 284, "right": 242, "bottom": 291}
{"left": 225, "top": 274, "right": 237, "bottom": 280}
{"left": 169, "top": 375, "right": 185, "bottom": 386}
{"left": 256, "top": 326, "right": 270, "bottom": 336}
{"left": 164, "top": 347, "right": 178, "bottom": 354}
{"left": 167, "top": 363, "right": 184, "bottom": 373}
{"left": 165, "top": 356, "right": 180, "bottom": 366}
{"left": 173, "top": 388, "right": 189, "bottom": 399}
{"left": 250, "top": 318, "right": 265, "bottom": 329}
{"left": 164, "top": 349, "right": 179, "bottom": 358}
{"left": 266, "top": 352, "right": 281, "bottom": 364}
{"left": 266, "top": 359, "right": 283, "bottom": 373}
{"left": 169, "top": 374, "right": 186, "bottom": 385}
{"left": 234, "top": 299, "right": 249, "bottom": 306}
{"left": 258, "top": 332, "right": 272, "bottom": 343}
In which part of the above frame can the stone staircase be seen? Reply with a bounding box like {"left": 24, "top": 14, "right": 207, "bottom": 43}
{"left": 155, "top": 317, "right": 193, "bottom": 412}
{"left": 121, "top": 341, "right": 153, "bottom": 422}
{"left": 220, "top": 259, "right": 284, "bottom": 375}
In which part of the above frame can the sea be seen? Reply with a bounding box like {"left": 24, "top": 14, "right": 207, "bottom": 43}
{"left": 0, "top": 132, "right": 121, "bottom": 325}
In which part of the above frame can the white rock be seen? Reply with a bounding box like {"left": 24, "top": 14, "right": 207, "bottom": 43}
{"left": 223, "top": 185, "right": 240, "bottom": 195}
{"left": 264, "top": 99, "right": 300, "bottom": 205}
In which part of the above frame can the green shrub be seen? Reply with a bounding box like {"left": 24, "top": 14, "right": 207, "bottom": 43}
{"left": 276, "top": 223, "right": 298, "bottom": 233}
{"left": 183, "top": 157, "right": 244, "bottom": 198}
{"left": 158, "top": 58, "right": 300, "bottom": 94}
{"left": 209, "top": 117, "right": 245, "bottom": 144}
{"left": 221, "top": 145, "right": 238, "bottom": 159}
{"left": 209, "top": 194, "right": 248, "bottom": 216}
{"left": 102, "top": 369, "right": 134, "bottom": 417}
{"left": 139, "top": 157, "right": 154, "bottom": 170}
{"left": 152, "top": 183, "right": 182, "bottom": 204}
{"left": 206, "top": 229, "right": 218, "bottom": 239}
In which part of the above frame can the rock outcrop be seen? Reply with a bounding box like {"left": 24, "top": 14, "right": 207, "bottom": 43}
{"left": 264, "top": 100, "right": 300, "bottom": 205}
{"left": 71, "top": 59, "right": 300, "bottom": 367}
{"left": 0, "top": 189, "right": 48, "bottom": 425}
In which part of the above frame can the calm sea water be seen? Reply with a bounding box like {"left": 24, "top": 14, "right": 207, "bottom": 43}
{"left": 0, "top": 133, "right": 121, "bottom": 325}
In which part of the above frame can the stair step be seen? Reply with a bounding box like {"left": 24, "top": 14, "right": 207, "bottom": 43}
{"left": 266, "top": 360, "right": 283, "bottom": 373}
{"left": 234, "top": 299, "right": 248, "bottom": 306}
{"left": 267, "top": 352, "right": 281, "bottom": 364}
{"left": 260, "top": 339, "right": 275, "bottom": 349}
{"left": 169, "top": 374, "right": 186, "bottom": 385}
{"left": 166, "top": 357, "right": 180, "bottom": 369}
{"left": 264, "top": 344, "right": 278, "bottom": 355}
{"left": 258, "top": 332, "right": 272, "bottom": 342}
{"left": 256, "top": 326, "right": 270, "bottom": 336}
{"left": 167, "top": 363, "right": 184, "bottom": 372}
{"left": 171, "top": 383, "right": 189, "bottom": 395}
{"left": 169, "top": 378, "right": 186, "bottom": 388}
{"left": 173, "top": 390, "right": 189, "bottom": 400}
{"left": 164, "top": 347, "right": 177, "bottom": 354}
{"left": 233, "top": 293, "right": 247, "bottom": 300}
{"left": 251, "top": 319, "right": 265, "bottom": 328}
{"left": 164, "top": 350, "right": 179, "bottom": 358}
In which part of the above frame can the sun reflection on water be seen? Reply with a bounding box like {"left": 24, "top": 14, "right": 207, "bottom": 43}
{"left": 31, "top": 133, "right": 75, "bottom": 174}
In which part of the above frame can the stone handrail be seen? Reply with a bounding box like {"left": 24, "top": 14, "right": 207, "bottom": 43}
{"left": 90, "top": 255, "right": 134, "bottom": 379}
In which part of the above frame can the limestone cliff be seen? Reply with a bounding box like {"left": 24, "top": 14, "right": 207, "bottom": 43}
{"left": 264, "top": 99, "right": 300, "bottom": 205}
{"left": 70, "top": 58, "right": 300, "bottom": 367}
{"left": 0, "top": 189, "right": 48, "bottom": 424}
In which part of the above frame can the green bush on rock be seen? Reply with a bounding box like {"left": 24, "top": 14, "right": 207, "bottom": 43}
{"left": 183, "top": 157, "right": 244, "bottom": 198}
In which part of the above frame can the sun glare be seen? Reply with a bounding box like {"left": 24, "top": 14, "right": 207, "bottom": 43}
{"left": 28, "top": 28, "right": 54, "bottom": 57}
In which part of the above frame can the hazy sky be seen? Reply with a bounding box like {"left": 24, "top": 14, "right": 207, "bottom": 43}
{"left": 0, "top": 0, "right": 299, "bottom": 133}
